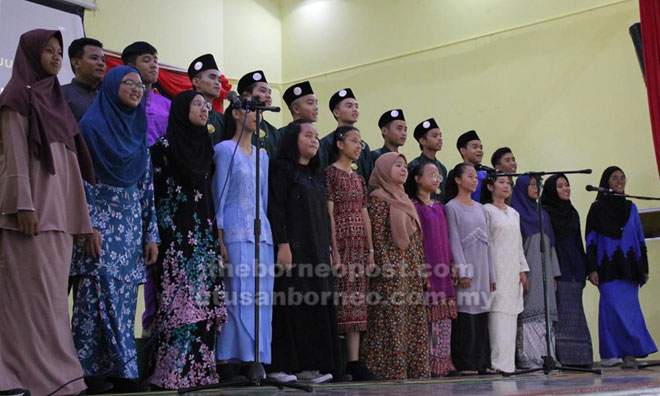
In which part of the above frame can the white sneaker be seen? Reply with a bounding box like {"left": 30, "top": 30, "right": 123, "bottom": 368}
{"left": 267, "top": 372, "right": 297, "bottom": 382}
{"left": 295, "top": 370, "right": 333, "bottom": 384}
{"left": 600, "top": 357, "right": 623, "bottom": 367}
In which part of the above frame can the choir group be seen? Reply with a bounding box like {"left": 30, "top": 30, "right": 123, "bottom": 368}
{"left": 0, "top": 29, "right": 657, "bottom": 396}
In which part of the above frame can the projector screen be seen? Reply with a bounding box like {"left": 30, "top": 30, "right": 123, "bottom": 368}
{"left": 0, "top": 0, "right": 85, "bottom": 93}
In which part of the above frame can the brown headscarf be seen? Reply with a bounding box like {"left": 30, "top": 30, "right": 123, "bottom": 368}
{"left": 0, "top": 29, "right": 95, "bottom": 184}
{"left": 368, "top": 152, "right": 421, "bottom": 250}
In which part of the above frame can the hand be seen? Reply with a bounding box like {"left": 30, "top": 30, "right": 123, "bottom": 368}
{"left": 219, "top": 241, "right": 229, "bottom": 263}
{"left": 332, "top": 250, "right": 342, "bottom": 271}
{"left": 144, "top": 242, "right": 158, "bottom": 265}
{"left": 451, "top": 265, "right": 459, "bottom": 286}
{"left": 520, "top": 272, "right": 529, "bottom": 293}
{"left": 276, "top": 243, "right": 292, "bottom": 271}
{"left": 17, "top": 210, "right": 38, "bottom": 236}
{"left": 459, "top": 277, "right": 472, "bottom": 289}
{"left": 366, "top": 252, "right": 376, "bottom": 276}
{"left": 644, "top": 273, "right": 649, "bottom": 283}
{"left": 588, "top": 271, "right": 599, "bottom": 286}
{"left": 74, "top": 234, "right": 86, "bottom": 245}
{"left": 490, "top": 282, "right": 496, "bottom": 292}
{"left": 84, "top": 228, "right": 102, "bottom": 258}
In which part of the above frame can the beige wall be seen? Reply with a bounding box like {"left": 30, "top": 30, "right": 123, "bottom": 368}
{"left": 81, "top": 0, "right": 659, "bottom": 360}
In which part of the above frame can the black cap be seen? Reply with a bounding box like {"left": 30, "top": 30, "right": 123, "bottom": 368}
{"left": 237, "top": 70, "right": 268, "bottom": 94}
{"left": 456, "top": 130, "right": 481, "bottom": 150}
{"left": 121, "top": 41, "right": 157, "bottom": 64}
{"left": 413, "top": 118, "right": 439, "bottom": 141}
{"left": 283, "top": 81, "right": 314, "bottom": 107}
{"left": 378, "top": 109, "right": 405, "bottom": 129}
{"left": 187, "top": 54, "right": 220, "bottom": 81}
{"left": 328, "top": 88, "right": 355, "bottom": 112}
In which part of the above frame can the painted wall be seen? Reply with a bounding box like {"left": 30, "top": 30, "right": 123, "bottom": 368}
{"left": 79, "top": 0, "right": 659, "bottom": 361}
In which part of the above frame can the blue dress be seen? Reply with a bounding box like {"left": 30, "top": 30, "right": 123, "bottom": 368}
{"left": 212, "top": 140, "right": 274, "bottom": 363}
{"left": 71, "top": 154, "right": 160, "bottom": 378}
{"left": 586, "top": 202, "right": 657, "bottom": 359}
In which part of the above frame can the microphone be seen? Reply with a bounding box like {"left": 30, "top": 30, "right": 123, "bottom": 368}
{"left": 585, "top": 185, "right": 614, "bottom": 193}
{"left": 226, "top": 90, "right": 276, "bottom": 111}
{"left": 226, "top": 90, "right": 244, "bottom": 108}
{"left": 476, "top": 164, "right": 497, "bottom": 172}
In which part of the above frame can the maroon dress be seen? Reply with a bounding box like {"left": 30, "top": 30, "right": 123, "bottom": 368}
{"left": 325, "top": 165, "right": 368, "bottom": 333}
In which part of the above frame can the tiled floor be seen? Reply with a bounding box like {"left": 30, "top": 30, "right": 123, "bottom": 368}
{"left": 112, "top": 363, "right": 660, "bottom": 395}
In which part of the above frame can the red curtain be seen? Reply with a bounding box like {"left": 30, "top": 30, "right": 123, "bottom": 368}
{"left": 640, "top": 0, "right": 660, "bottom": 178}
{"left": 104, "top": 52, "right": 231, "bottom": 113}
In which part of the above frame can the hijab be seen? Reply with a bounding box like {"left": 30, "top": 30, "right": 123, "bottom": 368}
{"left": 79, "top": 66, "right": 148, "bottom": 187}
{"left": 164, "top": 90, "right": 214, "bottom": 188}
{"left": 541, "top": 174, "right": 581, "bottom": 239}
{"left": 511, "top": 175, "right": 555, "bottom": 244}
{"left": 0, "top": 29, "right": 94, "bottom": 183}
{"left": 585, "top": 166, "right": 632, "bottom": 239}
{"left": 368, "top": 152, "right": 421, "bottom": 250}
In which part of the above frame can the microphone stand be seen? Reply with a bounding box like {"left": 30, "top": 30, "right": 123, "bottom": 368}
{"left": 493, "top": 169, "right": 602, "bottom": 377}
{"left": 179, "top": 101, "right": 313, "bottom": 393}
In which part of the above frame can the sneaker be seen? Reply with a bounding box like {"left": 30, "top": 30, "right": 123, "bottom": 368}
{"left": 295, "top": 370, "right": 333, "bottom": 384}
{"left": 266, "top": 372, "right": 297, "bottom": 382}
{"left": 622, "top": 355, "right": 638, "bottom": 369}
{"left": 600, "top": 357, "right": 623, "bottom": 367}
{"left": 0, "top": 390, "right": 30, "bottom": 396}
{"left": 345, "top": 361, "right": 381, "bottom": 381}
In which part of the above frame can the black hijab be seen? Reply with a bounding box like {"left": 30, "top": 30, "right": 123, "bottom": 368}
{"left": 164, "top": 90, "right": 214, "bottom": 188}
{"left": 541, "top": 174, "right": 581, "bottom": 239}
{"left": 585, "top": 166, "right": 632, "bottom": 239}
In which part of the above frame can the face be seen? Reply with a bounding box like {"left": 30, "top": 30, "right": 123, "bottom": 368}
{"left": 416, "top": 163, "right": 440, "bottom": 193}
{"left": 383, "top": 120, "right": 407, "bottom": 147}
{"left": 193, "top": 69, "right": 221, "bottom": 99}
{"left": 337, "top": 130, "right": 362, "bottom": 161}
{"left": 527, "top": 177, "right": 539, "bottom": 200}
{"left": 390, "top": 157, "right": 408, "bottom": 185}
{"left": 298, "top": 123, "right": 320, "bottom": 160}
{"left": 420, "top": 128, "right": 443, "bottom": 152}
{"left": 497, "top": 152, "right": 517, "bottom": 173}
{"left": 555, "top": 177, "right": 571, "bottom": 201}
{"left": 488, "top": 176, "right": 511, "bottom": 200}
{"left": 40, "top": 37, "right": 62, "bottom": 76}
{"left": 457, "top": 166, "right": 478, "bottom": 193}
{"left": 131, "top": 53, "right": 159, "bottom": 84}
{"left": 189, "top": 94, "right": 210, "bottom": 127}
{"left": 460, "top": 140, "right": 484, "bottom": 164}
{"left": 333, "top": 98, "right": 359, "bottom": 124}
{"left": 251, "top": 82, "right": 272, "bottom": 106}
{"left": 292, "top": 94, "right": 319, "bottom": 122}
{"left": 73, "top": 45, "right": 106, "bottom": 83}
{"left": 232, "top": 105, "right": 258, "bottom": 133}
{"left": 607, "top": 170, "right": 626, "bottom": 194}
{"left": 118, "top": 72, "right": 145, "bottom": 108}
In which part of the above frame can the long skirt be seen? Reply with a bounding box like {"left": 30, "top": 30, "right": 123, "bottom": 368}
{"left": 451, "top": 312, "right": 491, "bottom": 371}
{"left": 428, "top": 300, "right": 456, "bottom": 376}
{"left": 516, "top": 318, "right": 556, "bottom": 369}
{"left": 0, "top": 230, "right": 86, "bottom": 395}
{"left": 599, "top": 279, "right": 657, "bottom": 359}
{"left": 72, "top": 275, "right": 140, "bottom": 378}
{"left": 488, "top": 312, "right": 518, "bottom": 373}
{"left": 555, "top": 280, "right": 593, "bottom": 365}
{"left": 216, "top": 241, "right": 274, "bottom": 363}
{"left": 149, "top": 320, "right": 219, "bottom": 389}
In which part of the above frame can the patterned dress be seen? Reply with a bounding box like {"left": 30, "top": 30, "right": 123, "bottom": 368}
{"left": 325, "top": 165, "right": 368, "bottom": 334}
{"left": 361, "top": 197, "right": 430, "bottom": 380}
{"left": 71, "top": 154, "right": 160, "bottom": 379}
{"left": 148, "top": 138, "right": 227, "bottom": 389}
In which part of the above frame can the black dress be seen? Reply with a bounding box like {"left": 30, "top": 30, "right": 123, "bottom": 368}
{"left": 267, "top": 160, "right": 339, "bottom": 374}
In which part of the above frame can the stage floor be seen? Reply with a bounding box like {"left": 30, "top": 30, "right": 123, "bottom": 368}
{"left": 114, "top": 364, "right": 660, "bottom": 395}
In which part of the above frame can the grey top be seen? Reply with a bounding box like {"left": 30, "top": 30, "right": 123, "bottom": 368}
{"left": 445, "top": 199, "right": 497, "bottom": 314}
{"left": 61, "top": 78, "right": 100, "bottom": 121}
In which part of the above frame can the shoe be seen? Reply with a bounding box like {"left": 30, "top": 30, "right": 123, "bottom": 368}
{"left": 108, "top": 378, "right": 149, "bottom": 393}
{"left": 332, "top": 373, "right": 352, "bottom": 382}
{"left": 0, "top": 390, "right": 30, "bottom": 396}
{"left": 217, "top": 363, "right": 247, "bottom": 382}
{"left": 345, "top": 361, "right": 381, "bottom": 381}
{"left": 622, "top": 356, "right": 638, "bottom": 369}
{"left": 83, "top": 377, "right": 113, "bottom": 394}
{"left": 266, "top": 372, "right": 297, "bottom": 382}
{"left": 600, "top": 357, "right": 623, "bottom": 367}
{"left": 295, "top": 370, "right": 333, "bottom": 384}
